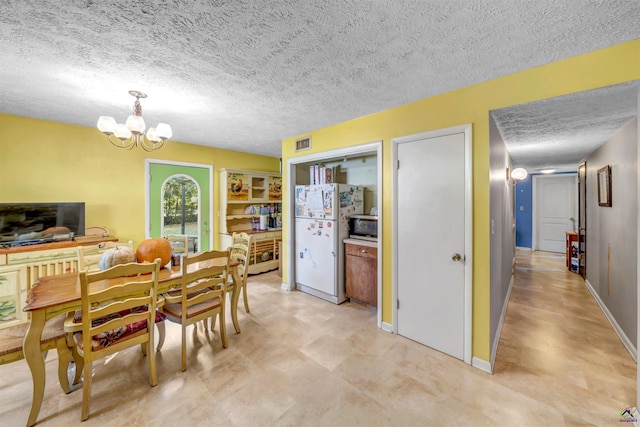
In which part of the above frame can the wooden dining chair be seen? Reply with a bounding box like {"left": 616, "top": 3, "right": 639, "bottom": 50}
{"left": 160, "top": 249, "right": 229, "bottom": 372}
{"left": 73, "top": 259, "right": 161, "bottom": 421}
{"left": 230, "top": 232, "right": 251, "bottom": 313}
{"left": 0, "top": 314, "right": 75, "bottom": 394}
{"left": 72, "top": 240, "right": 167, "bottom": 352}
{"left": 165, "top": 235, "right": 189, "bottom": 254}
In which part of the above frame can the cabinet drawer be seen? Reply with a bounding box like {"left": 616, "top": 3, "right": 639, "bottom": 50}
{"left": 252, "top": 231, "right": 282, "bottom": 241}
{"left": 345, "top": 244, "right": 377, "bottom": 259}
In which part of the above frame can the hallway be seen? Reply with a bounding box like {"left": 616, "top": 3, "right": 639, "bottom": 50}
{"left": 493, "top": 249, "right": 636, "bottom": 424}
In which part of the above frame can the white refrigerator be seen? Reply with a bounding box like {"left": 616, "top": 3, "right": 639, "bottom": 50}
{"left": 295, "top": 184, "right": 363, "bottom": 303}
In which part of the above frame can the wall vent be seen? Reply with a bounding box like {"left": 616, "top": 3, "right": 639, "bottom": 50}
{"left": 295, "top": 136, "right": 311, "bottom": 152}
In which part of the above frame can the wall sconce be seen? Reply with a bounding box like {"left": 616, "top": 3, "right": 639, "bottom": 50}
{"left": 507, "top": 167, "right": 528, "bottom": 186}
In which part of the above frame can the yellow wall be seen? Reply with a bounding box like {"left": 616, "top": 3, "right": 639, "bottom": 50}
{"left": 0, "top": 114, "right": 280, "bottom": 248}
{"left": 281, "top": 39, "right": 640, "bottom": 362}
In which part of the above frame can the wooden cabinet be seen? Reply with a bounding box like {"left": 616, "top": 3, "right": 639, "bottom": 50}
{"left": 565, "top": 231, "right": 578, "bottom": 271}
{"left": 220, "top": 231, "right": 281, "bottom": 275}
{"left": 219, "top": 168, "right": 282, "bottom": 274}
{"left": 0, "top": 264, "right": 28, "bottom": 329}
{"left": 219, "top": 168, "right": 282, "bottom": 234}
{"left": 0, "top": 237, "right": 118, "bottom": 290}
{"left": 344, "top": 239, "right": 377, "bottom": 306}
{"left": 0, "top": 237, "right": 117, "bottom": 329}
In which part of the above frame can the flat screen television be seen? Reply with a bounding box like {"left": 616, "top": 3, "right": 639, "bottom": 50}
{"left": 0, "top": 202, "right": 85, "bottom": 247}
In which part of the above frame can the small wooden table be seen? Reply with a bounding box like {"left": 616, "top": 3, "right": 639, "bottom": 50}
{"left": 22, "top": 259, "right": 241, "bottom": 427}
{"left": 565, "top": 231, "right": 578, "bottom": 271}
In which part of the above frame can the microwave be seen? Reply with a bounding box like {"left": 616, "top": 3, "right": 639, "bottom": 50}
{"left": 348, "top": 215, "right": 378, "bottom": 241}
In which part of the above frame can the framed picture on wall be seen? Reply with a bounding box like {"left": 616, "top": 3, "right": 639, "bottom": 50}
{"left": 597, "top": 165, "right": 612, "bottom": 207}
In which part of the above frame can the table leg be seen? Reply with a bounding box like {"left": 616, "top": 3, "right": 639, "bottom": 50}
{"left": 230, "top": 267, "right": 241, "bottom": 334}
{"left": 55, "top": 336, "right": 73, "bottom": 394}
{"left": 24, "top": 310, "right": 46, "bottom": 427}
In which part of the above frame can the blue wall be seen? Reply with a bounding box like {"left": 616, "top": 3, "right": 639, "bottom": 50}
{"left": 515, "top": 177, "right": 532, "bottom": 248}
{"left": 515, "top": 172, "right": 577, "bottom": 248}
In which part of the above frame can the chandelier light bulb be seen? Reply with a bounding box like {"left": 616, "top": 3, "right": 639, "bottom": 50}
{"left": 146, "top": 127, "right": 160, "bottom": 142}
{"left": 97, "top": 116, "right": 117, "bottom": 134}
{"left": 156, "top": 123, "right": 173, "bottom": 140}
{"left": 125, "top": 114, "right": 146, "bottom": 134}
{"left": 114, "top": 123, "right": 132, "bottom": 140}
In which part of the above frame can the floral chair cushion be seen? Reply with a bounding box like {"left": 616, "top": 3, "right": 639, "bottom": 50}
{"left": 72, "top": 306, "right": 167, "bottom": 352}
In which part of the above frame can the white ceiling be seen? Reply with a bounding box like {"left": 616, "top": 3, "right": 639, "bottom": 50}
{"left": 1, "top": 1, "right": 639, "bottom": 160}
{"left": 492, "top": 81, "right": 639, "bottom": 172}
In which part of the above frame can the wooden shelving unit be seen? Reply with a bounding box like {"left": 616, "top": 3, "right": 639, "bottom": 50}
{"left": 219, "top": 168, "right": 282, "bottom": 274}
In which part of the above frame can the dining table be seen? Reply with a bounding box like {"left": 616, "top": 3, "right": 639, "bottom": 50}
{"left": 22, "top": 258, "right": 241, "bottom": 427}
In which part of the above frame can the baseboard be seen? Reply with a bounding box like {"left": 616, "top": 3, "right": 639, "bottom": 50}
{"left": 472, "top": 357, "right": 492, "bottom": 374}
{"left": 490, "top": 275, "right": 515, "bottom": 373}
{"left": 515, "top": 246, "right": 532, "bottom": 251}
{"left": 381, "top": 322, "right": 393, "bottom": 333}
{"left": 584, "top": 279, "right": 637, "bottom": 362}
{"left": 281, "top": 282, "right": 295, "bottom": 291}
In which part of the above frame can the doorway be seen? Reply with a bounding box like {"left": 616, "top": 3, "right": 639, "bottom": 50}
{"left": 392, "top": 124, "right": 473, "bottom": 364}
{"left": 577, "top": 161, "right": 587, "bottom": 278}
{"left": 286, "top": 141, "right": 383, "bottom": 327}
{"left": 532, "top": 174, "right": 577, "bottom": 253}
{"left": 145, "top": 160, "right": 213, "bottom": 251}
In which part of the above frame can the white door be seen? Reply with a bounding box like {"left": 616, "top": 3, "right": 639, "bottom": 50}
{"left": 534, "top": 175, "right": 576, "bottom": 253}
{"left": 395, "top": 128, "right": 470, "bottom": 361}
{"left": 295, "top": 217, "right": 337, "bottom": 296}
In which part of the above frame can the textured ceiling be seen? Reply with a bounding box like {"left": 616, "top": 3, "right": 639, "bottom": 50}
{"left": 491, "top": 81, "right": 639, "bottom": 172}
{"left": 1, "top": 1, "right": 639, "bottom": 158}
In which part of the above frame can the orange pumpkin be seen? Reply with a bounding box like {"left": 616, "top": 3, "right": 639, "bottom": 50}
{"left": 136, "top": 238, "right": 172, "bottom": 266}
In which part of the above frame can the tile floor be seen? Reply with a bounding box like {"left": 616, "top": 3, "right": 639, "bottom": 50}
{"left": 0, "top": 250, "right": 635, "bottom": 426}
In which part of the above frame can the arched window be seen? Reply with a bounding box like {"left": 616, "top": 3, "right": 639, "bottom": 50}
{"left": 162, "top": 176, "right": 199, "bottom": 237}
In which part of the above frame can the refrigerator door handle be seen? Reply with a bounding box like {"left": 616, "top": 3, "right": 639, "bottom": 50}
{"left": 331, "top": 251, "right": 336, "bottom": 257}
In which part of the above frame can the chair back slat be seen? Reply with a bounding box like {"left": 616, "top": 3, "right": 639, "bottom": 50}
{"left": 88, "top": 294, "right": 151, "bottom": 320}
{"left": 183, "top": 264, "right": 227, "bottom": 283}
{"left": 90, "top": 312, "right": 151, "bottom": 337}
{"left": 165, "top": 235, "right": 189, "bottom": 254}
{"left": 184, "top": 286, "right": 223, "bottom": 307}
{"left": 88, "top": 280, "right": 155, "bottom": 304}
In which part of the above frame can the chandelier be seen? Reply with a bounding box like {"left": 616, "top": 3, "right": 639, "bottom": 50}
{"left": 97, "top": 90, "right": 172, "bottom": 152}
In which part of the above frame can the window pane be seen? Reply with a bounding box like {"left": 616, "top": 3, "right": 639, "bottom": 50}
{"left": 163, "top": 177, "right": 198, "bottom": 236}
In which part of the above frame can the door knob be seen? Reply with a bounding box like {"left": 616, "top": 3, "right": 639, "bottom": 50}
{"left": 452, "top": 253, "right": 462, "bottom": 262}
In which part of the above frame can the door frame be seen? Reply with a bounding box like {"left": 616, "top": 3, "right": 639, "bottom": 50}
{"left": 286, "top": 141, "right": 383, "bottom": 328}
{"left": 391, "top": 124, "right": 473, "bottom": 365}
{"left": 578, "top": 162, "right": 587, "bottom": 278}
{"left": 531, "top": 173, "right": 577, "bottom": 251}
{"left": 145, "top": 159, "right": 214, "bottom": 251}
